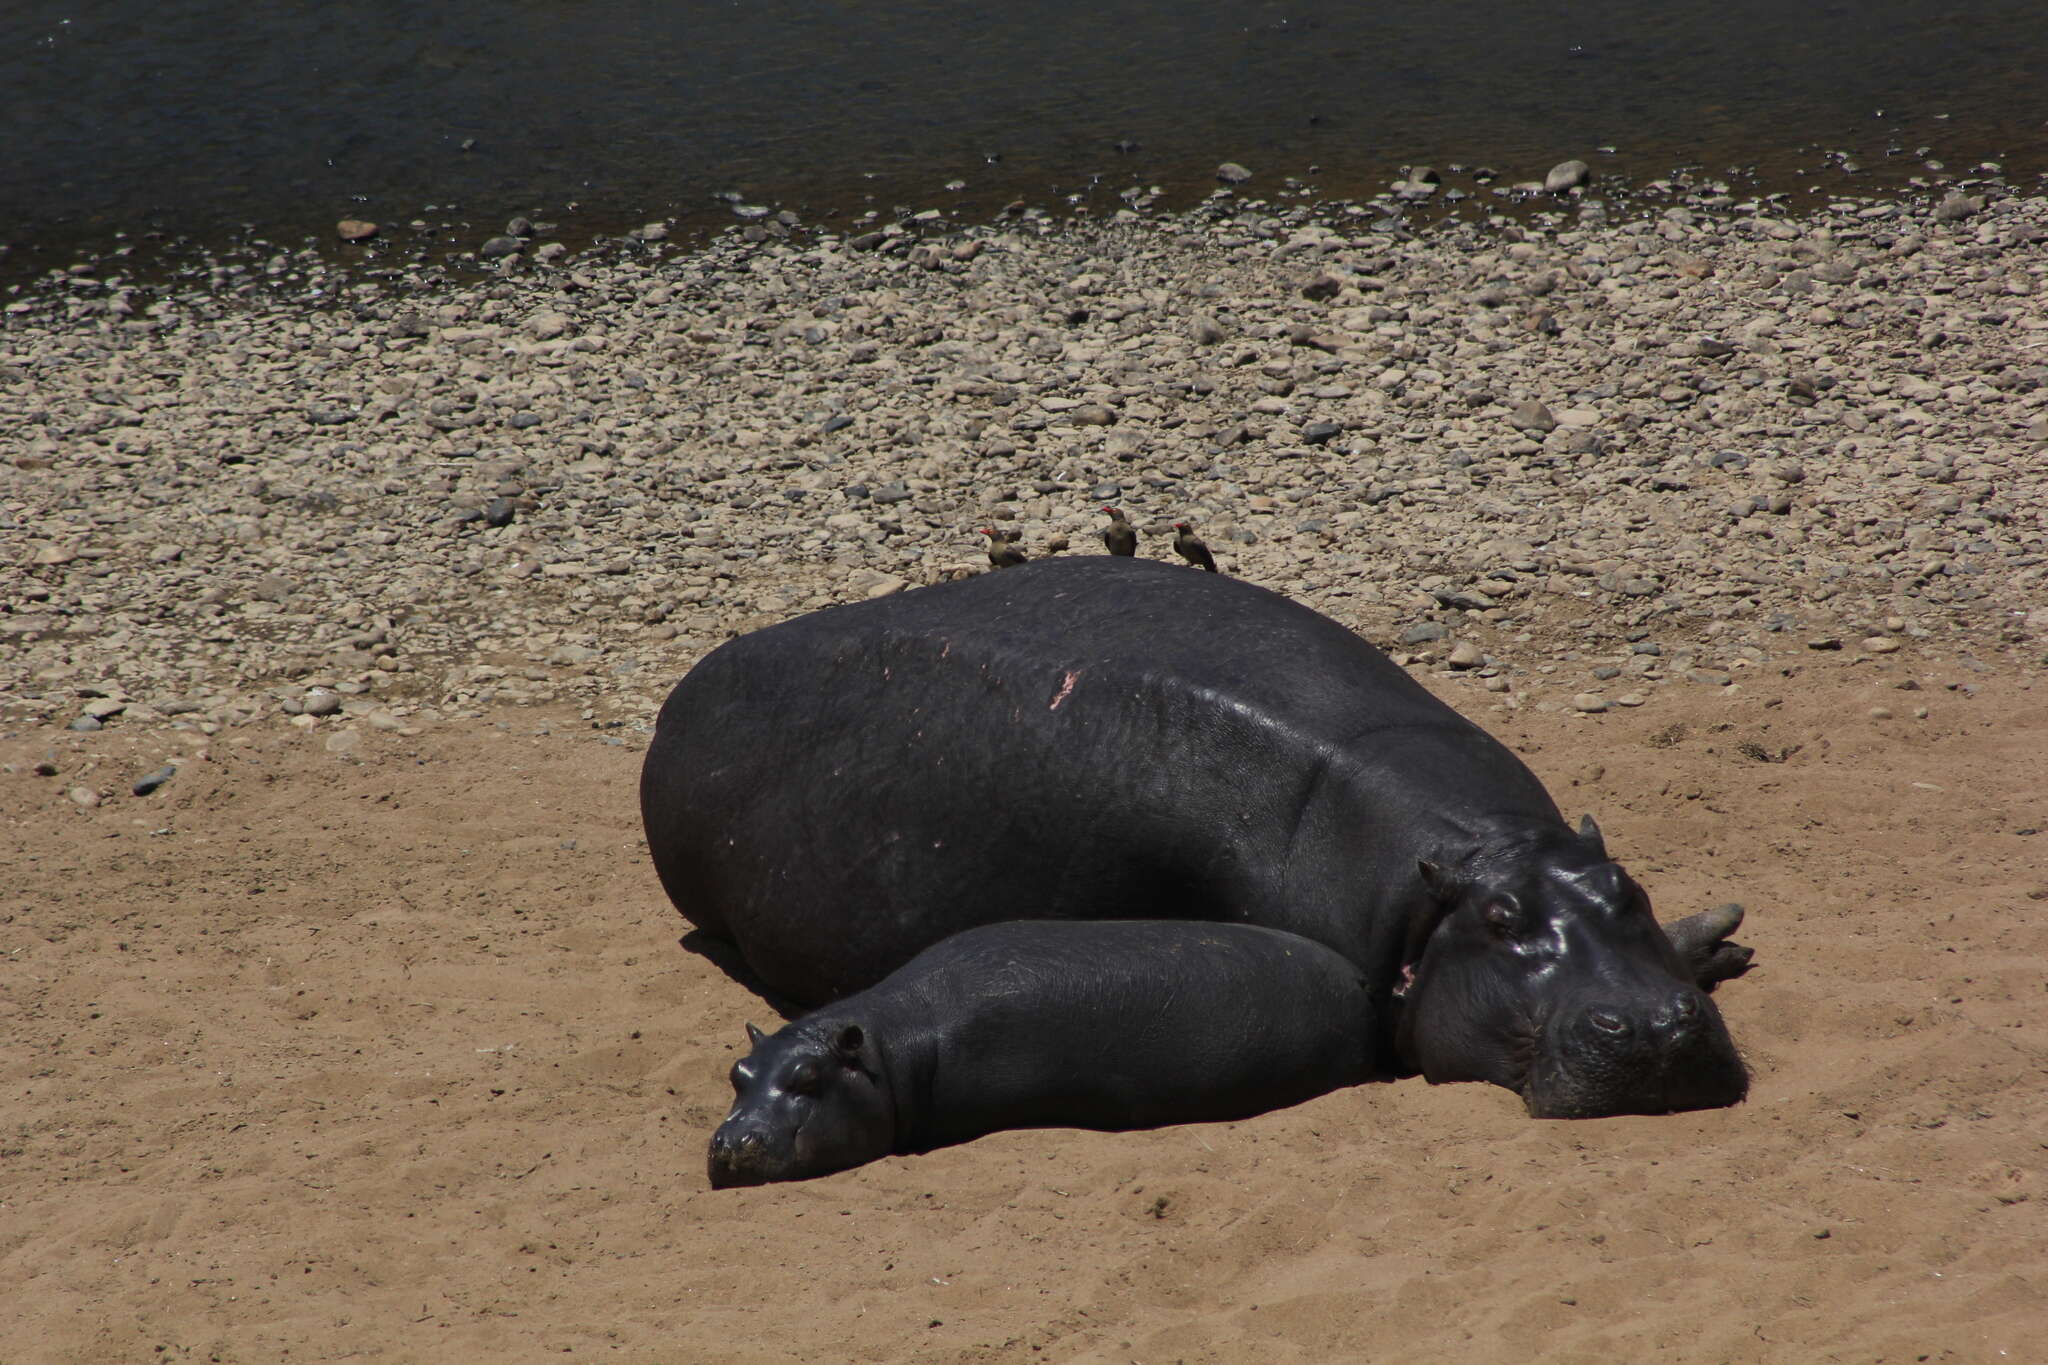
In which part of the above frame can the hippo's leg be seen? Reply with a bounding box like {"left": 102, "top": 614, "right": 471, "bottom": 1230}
{"left": 1661, "top": 903, "right": 1754, "bottom": 990}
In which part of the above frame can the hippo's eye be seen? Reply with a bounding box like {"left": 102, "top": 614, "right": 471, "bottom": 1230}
{"left": 783, "top": 1060, "right": 823, "bottom": 1097}
{"left": 1481, "top": 898, "right": 1523, "bottom": 937}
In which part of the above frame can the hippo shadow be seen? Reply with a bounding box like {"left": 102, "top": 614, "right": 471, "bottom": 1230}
{"left": 680, "top": 929, "right": 810, "bottom": 1022}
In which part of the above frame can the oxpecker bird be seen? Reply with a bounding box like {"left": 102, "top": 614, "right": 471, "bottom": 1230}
{"left": 1172, "top": 521, "right": 1218, "bottom": 573}
{"left": 1100, "top": 507, "right": 1138, "bottom": 557}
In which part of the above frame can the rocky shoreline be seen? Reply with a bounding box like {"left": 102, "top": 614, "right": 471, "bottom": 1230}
{"left": 4, "top": 184, "right": 2045, "bottom": 749}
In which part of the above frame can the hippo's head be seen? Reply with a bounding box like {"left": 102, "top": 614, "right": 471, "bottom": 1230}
{"left": 1394, "top": 816, "right": 1748, "bottom": 1119}
{"left": 708, "top": 1020, "right": 894, "bottom": 1188}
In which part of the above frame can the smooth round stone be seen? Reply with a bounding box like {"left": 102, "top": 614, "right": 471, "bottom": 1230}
{"left": 1215, "top": 162, "right": 1253, "bottom": 184}
{"left": 1862, "top": 636, "right": 1900, "bottom": 653}
{"left": 302, "top": 688, "right": 343, "bottom": 717}
{"left": 1447, "top": 641, "right": 1485, "bottom": 669}
{"left": 1545, "top": 160, "right": 1592, "bottom": 193}
{"left": 1571, "top": 693, "right": 1609, "bottom": 713}
{"left": 68, "top": 786, "right": 101, "bottom": 807}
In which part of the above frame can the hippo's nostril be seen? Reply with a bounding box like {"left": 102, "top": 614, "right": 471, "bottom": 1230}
{"left": 1653, "top": 993, "right": 1703, "bottom": 1038}
{"left": 1589, "top": 1010, "right": 1629, "bottom": 1035}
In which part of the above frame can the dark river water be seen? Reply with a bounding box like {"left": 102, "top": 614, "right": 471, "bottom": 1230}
{"left": 5, "top": 1, "right": 2048, "bottom": 281}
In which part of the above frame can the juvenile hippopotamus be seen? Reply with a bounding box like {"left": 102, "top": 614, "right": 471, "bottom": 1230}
{"left": 709, "top": 919, "right": 1373, "bottom": 1187}
{"left": 643, "top": 556, "right": 1752, "bottom": 1120}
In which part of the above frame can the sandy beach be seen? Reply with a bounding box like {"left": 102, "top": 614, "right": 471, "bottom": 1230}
{"left": 5, "top": 185, "right": 2047, "bottom": 1361}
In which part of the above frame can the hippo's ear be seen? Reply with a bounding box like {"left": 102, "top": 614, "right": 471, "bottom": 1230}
{"left": 831, "top": 1024, "right": 865, "bottom": 1062}
{"left": 1576, "top": 814, "right": 1607, "bottom": 857}
{"left": 1402, "top": 862, "right": 1462, "bottom": 985}
{"left": 745, "top": 1022, "right": 768, "bottom": 1048}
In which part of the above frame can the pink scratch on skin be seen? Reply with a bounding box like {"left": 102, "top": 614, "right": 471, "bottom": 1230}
{"left": 1048, "top": 669, "right": 1080, "bottom": 710}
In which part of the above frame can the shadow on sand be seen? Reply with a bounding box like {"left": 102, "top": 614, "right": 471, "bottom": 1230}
{"left": 680, "top": 928, "right": 810, "bottom": 1022}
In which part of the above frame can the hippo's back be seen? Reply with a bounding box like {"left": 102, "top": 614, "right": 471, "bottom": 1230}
{"left": 640, "top": 557, "right": 1557, "bottom": 1003}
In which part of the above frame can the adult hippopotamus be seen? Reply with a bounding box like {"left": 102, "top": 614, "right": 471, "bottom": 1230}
{"left": 709, "top": 919, "right": 1374, "bottom": 1187}
{"left": 642, "top": 556, "right": 1751, "bottom": 1119}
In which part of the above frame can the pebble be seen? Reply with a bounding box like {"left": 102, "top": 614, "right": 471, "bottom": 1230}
{"left": 1399, "top": 622, "right": 1450, "bottom": 645}
{"left": 1544, "top": 160, "right": 1592, "bottom": 193}
{"left": 1508, "top": 401, "right": 1558, "bottom": 434}
{"left": 1572, "top": 693, "right": 1608, "bottom": 713}
{"left": 336, "top": 220, "right": 378, "bottom": 242}
{"left": 862, "top": 575, "right": 908, "bottom": 599}
{"left": 1447, "top": 641, "right": 1485, "bottom": 669}
{"left": 478, "top": 236, "right": 523, "bottom": 259}
{"left": 302, "top": 688, "right": 343, "bottom": 717}
{"left": 1933, "top": 193, "right": 1982, "bottom": 223}
{"left": 132, "top": 764, "right": 177, "bottom": 796}
{"left": 1216, "top": 163, "right": 1254, "bottom": 184}
{"left": 68, "top": 786, "right": 101, "bottom": 808}
{"left": 1862, "top": 637, "right": 1900, "bottom": 654}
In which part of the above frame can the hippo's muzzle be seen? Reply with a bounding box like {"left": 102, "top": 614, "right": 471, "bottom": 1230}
{"left": 1522, "top": 983, "right": 1748, "bottom": 1119}
{"left": 706, "top": 1120, "right": 787, "bottom": 1189}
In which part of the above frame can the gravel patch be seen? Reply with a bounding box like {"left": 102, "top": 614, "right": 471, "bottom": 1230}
{"left": 5, "top": 187, "right": 2045, "bottom": 739}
